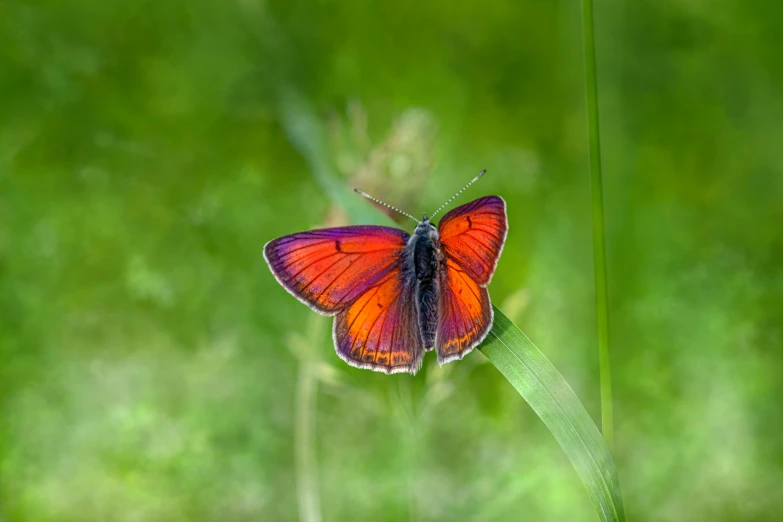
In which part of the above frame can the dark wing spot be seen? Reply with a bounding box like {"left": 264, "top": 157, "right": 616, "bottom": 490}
{"left": 466, "top": 216, "right": 473, "bottom": 229}
{"left": 377, "top": 302, "right": 383, "bottom": 309}
{"left": 335, "top": 240, "right": 343, "bottom": 253}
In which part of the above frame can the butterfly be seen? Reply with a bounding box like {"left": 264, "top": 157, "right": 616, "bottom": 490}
{"left": 264, "top": 171, "right": 507, "bottom": 375}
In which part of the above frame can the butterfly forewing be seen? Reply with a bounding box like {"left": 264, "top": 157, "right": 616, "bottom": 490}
{"left": 264, "top": 225, "right": 408, "bottom": 314}
{"left": 436, "top": 196, "right": 507, "bottom": 362}
{"left": 438, "top": 196, "right": 507, "bottom": 286}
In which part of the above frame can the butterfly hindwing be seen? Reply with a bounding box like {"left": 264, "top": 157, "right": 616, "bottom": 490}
{"left": 435, "top": 258, "right": 493, "bottom": 363}
{"left": 333, "top": 267, "right": 424, "bottom": 374}
{"left": 436, "top": 196, "right": 507, "bottom": 362}
{"left": 264, "top": 225, "right": 409, "bottom": 315}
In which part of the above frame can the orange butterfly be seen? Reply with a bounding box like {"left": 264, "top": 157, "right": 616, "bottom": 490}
{"left": 264, "top": 171, "right": 507, "bottom": 375}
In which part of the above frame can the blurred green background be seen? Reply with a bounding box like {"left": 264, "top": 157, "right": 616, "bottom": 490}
{"left": 2, "top": 0, "right": 782, "bottom": 521}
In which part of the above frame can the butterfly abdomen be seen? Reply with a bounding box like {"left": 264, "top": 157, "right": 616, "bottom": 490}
{"left": 412, "top": 229, "right": 441, "bottom": 349}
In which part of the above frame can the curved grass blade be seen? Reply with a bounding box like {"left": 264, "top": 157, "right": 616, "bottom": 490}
{"left": 482, "top": 309, "right": 625, "bottom": 522}
{"left": 278, "top": 92, "right": 625, "bottom": 522}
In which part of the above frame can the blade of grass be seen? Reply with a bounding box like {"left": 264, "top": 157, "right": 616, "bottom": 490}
{"left": 481, "top": 309, "right": 625, "bottom": 522}
{"left": 279, "top": 91, "right": 625, "bottom": 522}
{"left": 581, "top": 0, "right": 614, "bottom": 446}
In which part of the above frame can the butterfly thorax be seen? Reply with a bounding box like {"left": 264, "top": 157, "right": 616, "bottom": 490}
{"left": 412, "top": 224, "right": 438, "bottom": 275}
{"left": 410, "top": 218, "right": 441, "bottom": 349}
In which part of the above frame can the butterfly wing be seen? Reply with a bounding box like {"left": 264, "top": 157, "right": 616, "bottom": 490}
{"left": 436, "top": 259, "right": 493, "bottom": 363}
{"left": 437, "top": 195, "right": 507, "bottom": 286}
{"left": 436, "top": 196, "right": 507, "bottom": 363}
{"left": 264, "top": 225, "right": 408, "bottom": 315}
{"left": 265, "top": 225, "right": 423, "bottom": 374}
{"left": 333, "top": 270, "right": 423, "bottom": 374}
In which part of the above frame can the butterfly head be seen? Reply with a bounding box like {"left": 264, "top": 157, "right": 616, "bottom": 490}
{"left": 415, "top": 214, "right": 438, "bottom": 239}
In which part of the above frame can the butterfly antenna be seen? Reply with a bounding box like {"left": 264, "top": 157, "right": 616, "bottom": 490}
{"left": 429, "top": 169, "right": 487, "bottom": 219}
{"left": 354, "top": 188, "right": 420, "bottom": 223}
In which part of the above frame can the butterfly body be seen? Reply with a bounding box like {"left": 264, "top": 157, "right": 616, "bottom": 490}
{"left": 264, "top": 196, "right": 507, "bottom": 375}
{"left": 410, "top": 217, "right": 441, "bottom": 350}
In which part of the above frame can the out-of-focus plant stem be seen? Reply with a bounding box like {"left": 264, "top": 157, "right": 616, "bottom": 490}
{"left": 581, "top": 0, "right": 614, "bottom": 447}
{"left": 294, "top": 314, "right": 326, "bottom": 522}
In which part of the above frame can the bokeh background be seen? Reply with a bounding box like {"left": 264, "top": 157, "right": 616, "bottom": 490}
{"left": 2, "top": 0, "right": 782, "bottom": 521}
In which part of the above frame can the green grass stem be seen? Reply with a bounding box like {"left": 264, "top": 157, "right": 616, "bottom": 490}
{"left": 581, "top": 0, "right": 614, "bottom": 447}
